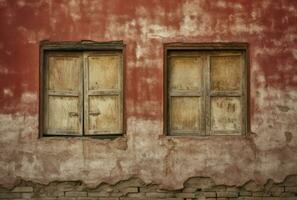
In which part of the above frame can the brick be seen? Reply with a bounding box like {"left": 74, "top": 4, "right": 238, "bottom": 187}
{"left": 216, "top": 191, "right": 238, "bottom": 198}
{"left": 239, "top": 198, "right": 264, "bottom": 200}
{"left": 270, "top": 186, "right": 284, "bottom": 196}
{"left": 22, "top": 192, "right": 34, "bottom": 198}
{"left": 182, "top": 187, "right": 197, "bottom": 192}
{"left": 0, "top": 192, "right": 21, "bottom": 199}
{"left": 270, "top": 186, "right": 284, "bottom": 192}
{"left": 110, "top": 192, "right": 125, "bottom": 197}
{"left": 205, "top": 185, "right": 226, "bottom": 192}
{"left": 175, "top": 192, "right": 195, "bottom": 198}
{"left": 12, "top": 186, "right": 33, "bottom": 193}
{"left": 30, "top": 198, "right": 62, "bottom": 200}
{"left": 88, "top": 192, "right": 110, "bottom": 197}
{"left": 65, "top": 191, "right": 87, "bottom": 197}
{"left": 238, "top": 197, "right": 256, "bottom": 200}
{"left": 0, "top": 188, "right": 10, "bottom": 192}
{"left": 98, "top": 198, "right": 119, "bottom": 200}
{"left": 261, "top": 198, "right": 287, "bottom": 200}
{"left": 280, "top": 192, "right": 296, "bottom": 197}
{"left": 58, "top": 198, "right": 78, "bottom": 200}
{"left": 202, "top": 191, "right": 216, "bottom": 197}
{"left": 139, "top": 185, "right": 159, "bottom": 192}
{"left": 226, "top": 187, "right": 240, "bottom": 192}
{"left": 285, "top": 186, "right": 297, "bottom": 193}
{"left": 239, "top": 191, "right": 252, "bottom": 196}
{"left": 146, "top": 192, "right": 175, "bottom": 198}
{"left": 195, "top": 191, "right": 214, "bottom": 198}
{"left": 253, "top": 191, "right": 271, "bottom": 197}
{"left": 119, "top": 187, "right": 138, "bottom": 193}
{"left": 126, "top": 192, "right": 145, "bottom": 198}
{"left": 76, "top": 198, "right": 98, "bottom": 200}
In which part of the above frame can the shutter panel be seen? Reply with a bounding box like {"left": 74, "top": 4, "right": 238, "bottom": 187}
{"left": 44, "top": 52, "right": 83, "bottom": 135}
{"left": 209, "top": 54, "right": 244, "bottom": 134}
{"left": 84, "top": 52, "right": 123, "bottom": 135}
{"left": 168, "top": 53, "right": 205, "bottom": 135}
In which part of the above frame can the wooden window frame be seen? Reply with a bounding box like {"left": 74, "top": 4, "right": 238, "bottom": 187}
{"left": 39, "top": 41, "right": 126, "bottom": 139}
{"left": 164, "top": 43, "right": 249, "bottom": 136}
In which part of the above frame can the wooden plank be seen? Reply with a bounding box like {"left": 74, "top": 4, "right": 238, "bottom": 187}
{"left": 205, "top": 55, "right": 211, "bottom": 135}
{"left": 46, "top": 96, "right": 80, "bottom": 135}
{"left": 48, "top": 54, "right": 81, "bottom": 91}
{"left": 241, "top": 52, "right": 247, "bottom": 135}
{"left": 40, "top": 40, "right": 124, "bottom": 51}
{"left": 84, "top": 51, "right": 123, "bottom": 135}
{"left": 169, "top": 90, "right": 202, "bottom": 96}
{"left": 44, "top": 52, "right": 83, "bottom": 136}
{"left": 45, "top": 130, "right": 81, "bottom": 135}
{"left": 87, "top": 95, "right": 121, "bottom": 134}
{"left": 210, "top": 130, "right": 241, "bottom": 135}
{"left": 88, "top": 89, "right": 120, "bottom": 96}
{"left": 170, "top": 96, "right": 202, "bottom": 133}
{"left": 86, "top": 130, "right": 123, "bottom": 135}
{"left": 210, "top": 97, "right": 241, "bottom": 132}
{"left": 47, "top": 90, "right": 79, "bottom": 96}
{"left": 210, "top": 55, "right": 242, "bottom": 92}
{"left": 88, "top": 54, "right": 120, "bottom": 90}
{"left": 83, "top": 53, "right": 89, "bottom": 135}
{"left": 209, "top": 91, "right": 241, "bottom": 97}
{"left": 169, "top": 56, "right": 203, "bottom": 91}
{"left": 164, "top": 43, "right": 249, "bottom": 51}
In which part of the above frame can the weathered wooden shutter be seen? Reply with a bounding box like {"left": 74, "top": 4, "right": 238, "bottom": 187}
{"left": 208, "top": 52, "right": 246, "bottom": 135}
{"left": 84, "top": 51, "right": 123, "bottom": 135}
{"left": 168, "top": 52, "right": 205, "bottom": 135}
{"left": 44, "top": 52, "right": 83, "bottom": 135}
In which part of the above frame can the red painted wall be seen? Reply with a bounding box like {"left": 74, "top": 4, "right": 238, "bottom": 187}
{"left": 0, "top": 0, "right": 296, "bottom": 189}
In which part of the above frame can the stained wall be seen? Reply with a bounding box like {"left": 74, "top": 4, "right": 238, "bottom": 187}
{"left": 0, "top": 0, "right": 296, "bottom": 189}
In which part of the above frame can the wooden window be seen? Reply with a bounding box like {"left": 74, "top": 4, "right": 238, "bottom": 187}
{"left": 40, "top": 41, "right": 124, "bottom": 138}
{"left": 165, "top": 43, "right": 248, "bottom": 136}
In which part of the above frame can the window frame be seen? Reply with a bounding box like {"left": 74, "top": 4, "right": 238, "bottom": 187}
{"left": 39, "top": 41, "right": 126, "bottom": 139}
{"left": 163, "top": 43, "right": 249, "bottom": 137}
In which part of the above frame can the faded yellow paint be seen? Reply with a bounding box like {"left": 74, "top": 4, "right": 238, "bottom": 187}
{"left": 171, "top": 97, "right": 202, "bottom": 132}
{"left": 210, "top": 55, "right": 242, "bottom": 92}
{"left": 88, "top": 96, "right": 120, "bottom": 133}
{"left": 88, "top": 55, "right": 120, "bottom": 90}
{"left": 47, "top": 96, "right": 80, "bottom": 133}
{"left": 211, "top": 97, "right": 241, "bottom": 132}
{"left": 169, "top": 56, "right": 203, "bottom": 91}
{"left": 48, "top": 55, "right": 81, "bottom": 91}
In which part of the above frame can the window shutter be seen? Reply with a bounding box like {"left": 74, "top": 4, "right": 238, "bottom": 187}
{"left": 84, "top": 52, "right": 123, "bottom": 135}
{"left": 168, "top": 52, "right": 205, "bottom": 135}
{"left": 44, "top": 52, "right": 83, "bottom": 135}
{"left": 208, "top": 53, "right": 245, "bottom": 135}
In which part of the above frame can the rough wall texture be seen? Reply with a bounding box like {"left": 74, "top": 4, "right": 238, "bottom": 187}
{"left": 1, "top": 175, "right": 297, "bottom": 200}
{"left": 0, "top": 0, "right": 297, "bottom": 190}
